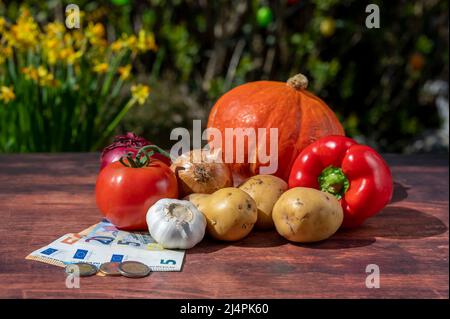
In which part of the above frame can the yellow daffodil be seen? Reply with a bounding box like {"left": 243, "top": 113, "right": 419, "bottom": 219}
{"left": 72, "top": 31, "right": 86, "bottom": 49}
{"left": 137, "top": 30, "right": 158, "bottom": 53}
{"left": 45, "top": 50, "right": 58, "bottom": 65}
{"left": 86, "top": 22, "right": 105, "bottom": 38}
{"left": 85, "top": 22, "right": 107, "bottom": 48}
{"left": 49, "top": 53, "right": 58, "bottom": 65}
{"left": 59, "top": 48, "right": 72, "bottom": 60}
{"left": 21, "top": 66, "right": 39, "bottom": 81}
{"left": 131, "top": 84, "right": 150, "bottom": 105}
{"left": 91, "top": 37, "right": 107, "bottom": 48}
{"left": 37, "top": 66, "right": 53, "bottom": 85}
{"left": 37, "top": 66, "right": 48, "bottom": 78}
{"left": 45, "top": 22, "right": 65, "bottom": 37}
{"left": 111, "top": 33, "right": 146, "bottom": 53}
{"left": 40, "top": 29, "right": 84, "bottom": 65}
{"left": 41, "top": 37, "right": 59, "bottom": 64}
{"left": 0, "top": 17, "right": 6, "bottom": 33}
{"left": 93, "top": 62, "right": 109, "bottom": 74}
{"left": 39, "top": 72, "right": 58, "bottom": 87}
{"left": 0, "top": 46, "right": 13, "bottom": 64}
{"left": 113, "top": 30, "right": 157, "bottom": 54}
{"left": 126, "top": 35, "right": 138, "bottom": 52}
{"left": 63, "top": 33, "right": 74, "bottom": 46}
{"left": 9, "top": 8, "right": 39, "bottom": 49}
{"left": 0, "top": 86, "right": 15, "bottom": 104}
{"left": 5, "top": 46, "right": 13, "bottom": 57}
{"left": 111, "top": 39, "right": 125, "bottom": 52}
{"left": 21, "top": 66, "right": 57, "bottom": 87}
{"left": 118, "top": 65, "right": 132, "bottom": 81}
{"left": 44, "top": 38, "right": 59, "bottom": 50}
{"left": 1, "top": 7, "right": 157, "bottom": 113}
{"left": 92, "top": 23, "right": 105, "bottom": 38}
{"left": 67, "top": 50, "right": 83, "bottom": 65}
{"left": 41, "top": 27, "right": 63, "bottom": 65}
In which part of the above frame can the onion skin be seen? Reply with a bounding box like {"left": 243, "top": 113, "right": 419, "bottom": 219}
{"left": 170, "top": 149, "right": 233, "bottom": 197}
{"left": 100, "top": 132, "right": 170, "bottom": 170}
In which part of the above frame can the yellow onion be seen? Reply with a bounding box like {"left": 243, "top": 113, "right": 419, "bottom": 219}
{"left": 170, "top": 149, "right": 233, "bottom": 197}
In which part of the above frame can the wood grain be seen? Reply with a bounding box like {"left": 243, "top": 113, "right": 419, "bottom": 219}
{"left": 0, "top": 153, "right": 448, "bottom": 298}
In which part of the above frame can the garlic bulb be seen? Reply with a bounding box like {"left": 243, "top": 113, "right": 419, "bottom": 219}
{"left": 146, "top": 199, "right": 206, "bottom": 249}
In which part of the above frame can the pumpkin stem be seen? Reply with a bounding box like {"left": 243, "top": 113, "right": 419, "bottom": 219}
{"left": 287, "top": 73, "right": 308, "bottom": 90}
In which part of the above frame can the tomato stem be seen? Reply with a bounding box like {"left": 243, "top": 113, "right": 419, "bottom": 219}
{"left": 318, "top": 166, "right": 349, "bottom": 199}
{"left": 119, "top": 145, "right": 171, "bottom": 168}
{"left": 136, "top": 145, "right": 171, "bottom": 161}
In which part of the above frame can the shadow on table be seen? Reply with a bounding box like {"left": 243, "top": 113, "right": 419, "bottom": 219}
{"left": 232, "top": 229, "right": 288, "bottom": 248}
{"left": 189, "top": 229, "right": 287, "bottom": 254}
{"left": 391, "top": 182, "right": 410, "bottom": 203}
{"left": 295, "top": 237, "right": 377, "bottom": 250}
{"left": 284, "top": 206, "right": 447, "bottom": 250}
{"left": 190, "top": 206, "right": 447, "bottom": 253}
{"left": 348, "top": 206, "right": 448, "bottom": 240}
{"left": 189, "top": 239, "right": 230, "bottom": 254}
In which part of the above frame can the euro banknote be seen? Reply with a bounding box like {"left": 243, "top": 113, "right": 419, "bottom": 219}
{"left": 26, "top": 219, "right": 185, "bottom": 272}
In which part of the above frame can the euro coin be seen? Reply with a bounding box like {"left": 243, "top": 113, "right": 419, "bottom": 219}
{"left": 99, "top": 262, "right": 122, "bottom": 276}
{"left": 118, "top": 261, "right": 151, "bottom": 278}
{"left": 65, "top": 262, "right": 98, "bottom": 277}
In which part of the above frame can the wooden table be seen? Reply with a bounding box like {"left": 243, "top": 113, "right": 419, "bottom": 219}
{"left": 0, "top": 153, "right": 448, "bottom": 299}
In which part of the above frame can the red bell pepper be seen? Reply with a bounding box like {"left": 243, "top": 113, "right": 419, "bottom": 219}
{"left": 288, "top": 135, "right": 393, "bottom": 228}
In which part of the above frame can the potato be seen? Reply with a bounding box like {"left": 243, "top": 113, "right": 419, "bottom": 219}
{"left": 239, "top": 175, "right": 287, "bottom": 230}
{"left": 184, "top": 193, "right": 209, "bottom": 207}
{"left": 272, "top": 187, "right": 343, "bottom": 243}
{"left": 188, "top": 187, "right": 257, "bottom": 241}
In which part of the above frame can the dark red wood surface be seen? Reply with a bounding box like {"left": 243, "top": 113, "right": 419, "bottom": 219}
{"left": 0, "top": 153, "right": 448, "bottom": 298}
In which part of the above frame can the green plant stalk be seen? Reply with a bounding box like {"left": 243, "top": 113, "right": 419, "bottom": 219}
{"left": 101, "top": 51, "right": 126, "bottom": 97}
{"left": 95, "top": 78, "right": 125, "bottom": 129}
{"left": 110, "top": 79, "right": 124, "bottom": 98}
{"left": 151, "top": 46, "right": 165, "bottom": 80}
{"left": 7, "top": 56, "right": 16, "bottom": 81}
{"left": 92, "top": 97, "right": 137, "bottom": 150}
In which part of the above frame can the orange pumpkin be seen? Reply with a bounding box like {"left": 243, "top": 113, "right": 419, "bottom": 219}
{"left": 207, "top": 73, "right": 345, "bottom": 184}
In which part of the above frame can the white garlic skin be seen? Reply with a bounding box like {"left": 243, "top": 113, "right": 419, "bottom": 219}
{"left": 146, "top": 199, "right": 206, "bottom": 249}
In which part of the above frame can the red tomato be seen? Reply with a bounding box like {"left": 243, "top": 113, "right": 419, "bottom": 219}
{"left": 95, "top": 160, "right": 178, "bottom": 230}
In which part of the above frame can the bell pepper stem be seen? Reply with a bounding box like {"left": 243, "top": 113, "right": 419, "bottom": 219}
{"left": 318, "top": 166, "right": 349, "bottom": 199}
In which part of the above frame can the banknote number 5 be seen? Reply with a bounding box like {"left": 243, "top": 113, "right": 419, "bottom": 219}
{"left": 117, "top": 240, "right": 140, "bottom": 247}
{"left": 160, "top": 259, "right": 176, "bottom": 265}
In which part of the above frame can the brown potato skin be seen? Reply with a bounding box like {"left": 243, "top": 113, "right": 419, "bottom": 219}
{"left": 239, "top": 175, "right": 287, "bottom": 230}
{"left": 188, "top": 188, "right": 257, "bottom": 241}
{"left": 272, "top": 187, "right": 343, "bottom": 243}
{"left": 184, "top": 193, "right": 209, "bottom": 207}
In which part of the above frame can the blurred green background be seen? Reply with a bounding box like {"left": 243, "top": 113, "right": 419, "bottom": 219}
{"left": 0, "top": 0, "right": 448, "bottom": 153}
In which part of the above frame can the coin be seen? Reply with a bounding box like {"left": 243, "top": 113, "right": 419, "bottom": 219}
{"left": 99, "top": 262, "right": 122, "bottom": 276}
{"left": 118, "top": 261, "right": 151, "bottom": 278}
{"left": 65, "top": 262, "right": 98, "bottom": 277}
